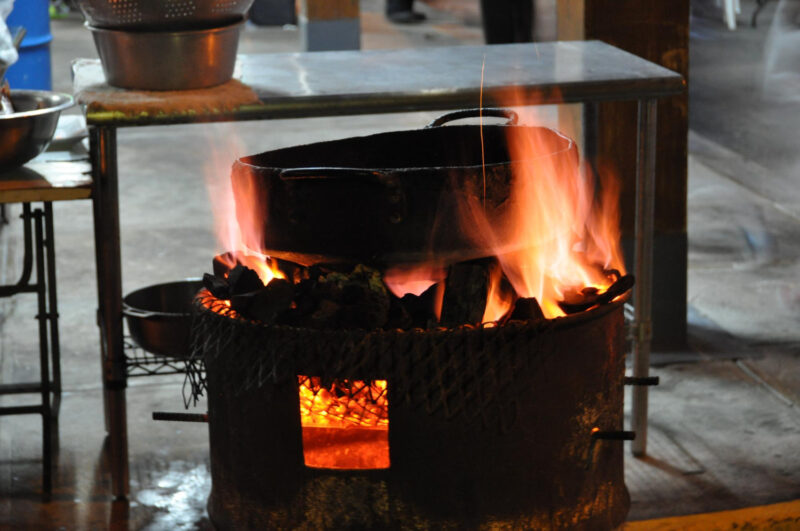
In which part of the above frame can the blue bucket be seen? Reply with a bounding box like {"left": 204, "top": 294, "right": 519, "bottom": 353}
{"left": 5, "top": 0, "right": 53, "bottom": 90}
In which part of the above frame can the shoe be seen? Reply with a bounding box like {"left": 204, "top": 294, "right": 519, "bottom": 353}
{"left": 387, "top": 10, "right": 427, "bottom": 24}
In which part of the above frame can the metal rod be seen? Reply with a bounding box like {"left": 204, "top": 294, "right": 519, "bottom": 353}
{"left": 0, "top": 382, "right": 44, "bottom": 394}
{"left": 0, "top": 405, "right": 43, "bottom": 415}
{"left": 631, "top": 99, "right": 658, "bottom": 457}
{"left": 152, "top": 412, "right": 209, "bottom": 423}
{"left": 34, "top": 207, "right": 52, "bottom": 494}
{"left": 593, "top": 430, "right": 636, "bottom": 441}
{"left": 624, "top": 376, "right": 660, "bottom": 386}
{"left": 90, "top": 125, "right": 129, "bottom": 499}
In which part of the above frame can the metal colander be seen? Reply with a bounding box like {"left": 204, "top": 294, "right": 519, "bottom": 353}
{"left": 78, "top": 0, "right": 255, "bottom": 31}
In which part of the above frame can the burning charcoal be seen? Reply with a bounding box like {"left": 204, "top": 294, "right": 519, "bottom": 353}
{"left": 605, "top": 274, "right": 635, "bottom": 300}
{"left": 440, "top": 258, "right": 495, "bottom": 327}
{"left": 289, "top": 264, "right": 390, "bottom": 330}
{"left": 213, "top": 252, "right": 237, "bottom": 278}
{"left": 230, "top": 290, "right": 257, "bottom": 315}
{"left": 248, "top": 278, "right": 294, "bottom": 324}
{"left": 557, "top": 274, "right": 635, "bottom": 314}
{"left": 558, "top": 286, "right": 602, "bottom": 314}
{"left": 309, "top": 299, "right": 342, "bottom": 327}
{"left": 274, "top": 258, "right": 310, "bottom": 284}
{"left": 315, "top": 262, "right": 354, "bottom": 274}
{"left": 329, "top": 265, "right": 390, "bottom": 329}
{"left": 387, "top": 282, "right": 442, "bottom": 330}
{"left": 203, "top": 273, "right": 230, "bottom": 300}
{"left": 227, "top": 264, "right": 264, "bottom": 295}
{"left": 385, "top": 296, "right": 413, "bottom": 330}
{"left": 510, "top": 297, "right": 546, "bottom": 323}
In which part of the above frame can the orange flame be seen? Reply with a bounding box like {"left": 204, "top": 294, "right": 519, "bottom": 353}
{"left": 482, "top": 263, "right": 514, "bottom": 324}
{"left": 217, "top": 251, "right": 284, "bottom": 286}
{"left": 462, "top": 101, "right": 625, "bottom": 320}
{"left": 383, "top": 264, "right": 445, "bottom": 297}
{"left": 203, "top": 124, "right": 284, "bottom": 283}
{"left": 383, "top": 264, "right": 446, "bottom": 322}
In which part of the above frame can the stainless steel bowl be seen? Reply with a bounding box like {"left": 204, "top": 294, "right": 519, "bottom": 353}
{"left": 78, "top": 0, "right": 254, "bottom": 31}
{"left": 0, "top": 91, "right": 75, "bottom": 174}
{"left": 88, "top": 20, "right": 243, "bottom": 90}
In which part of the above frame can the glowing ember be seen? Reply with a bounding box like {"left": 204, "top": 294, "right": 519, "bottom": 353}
{"left": 298, "top": 377, "right": 388, "bottom": 429}
{"left": 298, "top": 377, "right": 389, "bottom": 469}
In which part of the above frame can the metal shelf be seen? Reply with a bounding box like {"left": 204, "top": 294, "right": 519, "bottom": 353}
{"left": 124, "top": 339, "right": 190, "bottom": 377}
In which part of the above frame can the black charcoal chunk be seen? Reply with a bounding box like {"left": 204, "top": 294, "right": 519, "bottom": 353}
{"left": 440, "top": 258, "right": 495, "bottom": 327}
{"left": 557, "top": 274, "right": 635, "bottom": 314}
{"left": 230, "top": 290, "right": 258, "bottom": 315}
{"left": 510, "top": 297, "right": 546, "bottom": 322}
{"left": 213, "top": 252, "right": 236, "bottom": 278}
{"left": 248, "top": 279, "right": 294, "bottom": 324}
{"left": 203, "top": 273, "right": 230, "bottom": 300}
{"left": 284, "top": 264, "right": 389, "bottom": 330}
{"left": 227, "top": 264, "right": 264, "bottom": 295}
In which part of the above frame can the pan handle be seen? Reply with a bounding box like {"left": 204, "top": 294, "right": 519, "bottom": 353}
{"left": 122, "top": 305, "right": 158, "bottom": 319}
{"left": 152, "top": 411, "right": 208, "bottom": 423}
{"left": 426, "top": 108, "right": 519, "bottom": 128}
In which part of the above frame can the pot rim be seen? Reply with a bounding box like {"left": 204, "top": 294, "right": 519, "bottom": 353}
{"left": 85, "top": 19, "right": 245, "bottom": 37}
{"left": 233, "top": 124, "right": 577, "bottom": 174}
{"left": 0, "top": 90, "right": 74, "bottom": 121}
{"left": 123, "top": 278, "right": 204, "bottom": 318}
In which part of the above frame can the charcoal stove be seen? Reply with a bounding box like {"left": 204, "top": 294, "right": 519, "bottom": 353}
{"left": 191, "top": 290, "right": 629, "bottom": 529}
{"left": 179, "top": 108, "right": 637, "bottom": 529}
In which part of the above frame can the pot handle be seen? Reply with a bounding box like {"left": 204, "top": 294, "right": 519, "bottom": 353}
{"left": 122, "top": 305, "right": 158, "bottom": 319}
{"left": 426, "top": 108, "right": 519, "bottom": 128}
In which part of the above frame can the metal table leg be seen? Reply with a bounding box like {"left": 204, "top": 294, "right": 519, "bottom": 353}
{"left": 44, "top": 202, "right": 62, "bottom": 454}
{"left": 89, "top": 126, "right": 129, "bottom": 499}
{"left": 631, "top": 99, "right": 657, "bottom": 457}
{"left": 32, "top": 206, "right": 53, "bottom": 494}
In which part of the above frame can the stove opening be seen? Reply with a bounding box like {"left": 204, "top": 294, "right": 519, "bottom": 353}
{"left": 298, "top": 376, "right": 390, "bottom": 469}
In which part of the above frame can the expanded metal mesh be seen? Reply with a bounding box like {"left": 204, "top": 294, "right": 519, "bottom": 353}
{"left": 185, "top": 290, "right": 556, "bottom": 431}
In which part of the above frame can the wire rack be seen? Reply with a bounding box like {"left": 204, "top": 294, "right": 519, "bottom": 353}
{"left": 124, "top": 338, "right": 192, "bottom": 377}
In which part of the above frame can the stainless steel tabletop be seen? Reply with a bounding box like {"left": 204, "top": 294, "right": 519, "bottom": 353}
{"left": 73, "top": 41, "right": 684, "bottom": 127}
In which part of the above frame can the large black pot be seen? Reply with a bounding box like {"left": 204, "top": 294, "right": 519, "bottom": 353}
{"left": 231, "top": 108, "right": 578, "bottom": 267}
{"left": 123, "top": 279, "right": 204, "bottom": 358}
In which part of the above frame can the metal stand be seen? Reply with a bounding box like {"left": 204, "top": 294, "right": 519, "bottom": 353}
{"left": 631, "top": 99, "right": 658, "bottom": 457}
{"left": 89, "top": 126, "right": 129, "bottom": 499}
{"left": 0, "top": 203, "right": 63, "bottom": 495}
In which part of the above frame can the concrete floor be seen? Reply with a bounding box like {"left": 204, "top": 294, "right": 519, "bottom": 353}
{"left": 1, "top": 0, "right": 799, "bottom": 528}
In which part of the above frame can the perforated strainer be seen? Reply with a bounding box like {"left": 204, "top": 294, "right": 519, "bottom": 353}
{"left": 78, "top": 0, "right": 255, "bottom": 30}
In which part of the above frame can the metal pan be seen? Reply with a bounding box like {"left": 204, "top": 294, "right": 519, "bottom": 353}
{"left": 123, "top": 279, "right": 204, "bottom": 358}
